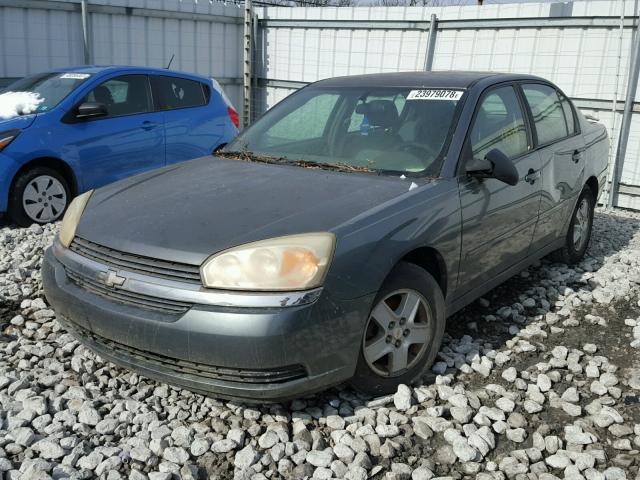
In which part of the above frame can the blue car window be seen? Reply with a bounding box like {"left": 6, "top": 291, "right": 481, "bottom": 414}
{"left": 152, "top": 76, "right": 207, "bottom": 110}
{"left": 84, "top": 75, "right": 152, "bottom": 117}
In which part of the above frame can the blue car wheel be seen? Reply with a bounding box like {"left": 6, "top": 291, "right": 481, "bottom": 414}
{"left": 9, "top": 167, "right": 70, "bottom": 226}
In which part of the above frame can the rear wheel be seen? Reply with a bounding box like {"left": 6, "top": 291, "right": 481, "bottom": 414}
{"left": 550, "top": 185, "right": 595, "bottom": 264}
{"left": 8, "top": 167, "right": 70, "bottom": 227}
{"left": 350, "top": 262, "right": 446, "bottom": 396}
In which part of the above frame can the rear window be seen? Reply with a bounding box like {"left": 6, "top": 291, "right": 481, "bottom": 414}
{"left": 152, "top": 76, "right": 207, "bottom": 110}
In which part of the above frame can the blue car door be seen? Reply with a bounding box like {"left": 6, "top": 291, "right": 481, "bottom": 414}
{"left": 62, "top": 74, "right": 165, "bottom": 189}
{"left": 151, "top": 75, "right": 228, "bottom": 164}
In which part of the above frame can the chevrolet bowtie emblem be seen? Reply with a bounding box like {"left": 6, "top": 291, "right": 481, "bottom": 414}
{"left": 97, "top": 269, "right": 126, "bottom": 288}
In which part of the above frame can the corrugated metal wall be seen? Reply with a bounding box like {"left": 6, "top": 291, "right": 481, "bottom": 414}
{"left": 256, "top": 1, "right": 640, "bottom": 209}
{"left": 0, "top": 0, "right": 244, "bottom": 108}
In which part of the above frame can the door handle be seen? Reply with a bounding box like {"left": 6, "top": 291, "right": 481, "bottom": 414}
{"left": 572, "top": 149, "right": 582, "bottom": 163}
{"left": 525, "top": 168, "right": 540, "bottom": 185}
{"left": 142, "top": 121, "right": 158, "bottom": 130}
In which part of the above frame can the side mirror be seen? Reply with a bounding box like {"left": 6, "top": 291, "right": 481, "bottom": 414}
{"left": 466, "top": 149, "right": 519, "bottom": 186}
{"left": 76, "top": 102, "right": 108, "bottom": 119}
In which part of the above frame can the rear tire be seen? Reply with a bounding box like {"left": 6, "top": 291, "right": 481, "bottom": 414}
{"left": 550, "top": 185, "right": 595, "bottom": 265}
{"left": 8, "top": 167, "right": 70, "bottom": 227}
{"left": 350, "top": 262, "right": 446, "bottom": 396}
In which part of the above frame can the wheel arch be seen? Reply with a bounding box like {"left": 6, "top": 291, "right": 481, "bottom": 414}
{"left": 398, "top": 246, "right": 448, "bottom": 297}
{"left": 585, "top": 175, "right": 598, "bottom": 200}
{"left": 10, "top": 157, "right": 78, "bottom": 197}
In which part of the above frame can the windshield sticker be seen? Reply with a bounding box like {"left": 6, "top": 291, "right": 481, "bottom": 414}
{"left": 60, "top": 73, "right": 90, "bottom": 80}
{"left": 407, "top": 89, "right": 464, "bottom": 101}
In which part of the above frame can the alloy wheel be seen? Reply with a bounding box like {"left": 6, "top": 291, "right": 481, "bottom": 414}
{"left": 22, "top": 175, "right": 67, "bottom": 223}
{"left": 363, "top": 289, "right": 432, "bottom": 377}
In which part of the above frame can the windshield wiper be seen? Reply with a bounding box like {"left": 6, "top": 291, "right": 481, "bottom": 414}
{"left": 216, "top": 150, "right": 377, "bottom": 174}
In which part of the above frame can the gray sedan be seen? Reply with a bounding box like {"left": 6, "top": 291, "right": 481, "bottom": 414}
{"left": 42, "top": 71, "right": 609, "bottom": 401}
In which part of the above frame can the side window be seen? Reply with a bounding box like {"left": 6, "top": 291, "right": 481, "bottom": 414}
{"left": 84, "top": 75, "right": 152, "bottom": 117}
{"left": 152, "top": 76, "right": 206, "bottom": 110}
{"left": 469, "top": 86, "right": 529, "bottom": 161}
{"left": 265, "top": 93, "right": 340, "bottom": 144}
{"left": 522, "top": 84, "right": 569, "bottom": 145}
{"left": 559, "top": 94, "right": 577, "bottom": 135}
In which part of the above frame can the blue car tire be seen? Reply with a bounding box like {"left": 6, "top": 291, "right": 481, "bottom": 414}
{"left": 9, "top": 166, "right": 70, "bottom": 227}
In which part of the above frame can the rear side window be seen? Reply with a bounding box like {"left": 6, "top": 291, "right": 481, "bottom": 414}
{"left": 469, "top": 86, "right": 529, "bottom": 160}
{"left": 152, "top": 76, "right": 207, "bottom": 110}
{"left": 84, "top": 75, "right": 152, "bottom": 117}
{"left": 522, "top": 84, "right": 568, "bottom": 145}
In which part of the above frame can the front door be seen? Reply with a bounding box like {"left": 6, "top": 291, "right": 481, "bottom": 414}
{"left": 63, "top": 74, "right": 165, "bottom": 190}
{"left": 457, "top": 84, "right": 542, "bottom": 295}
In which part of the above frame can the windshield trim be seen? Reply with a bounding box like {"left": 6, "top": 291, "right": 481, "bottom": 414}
{"left": 224, "top": 84, "right": 468, "bottom": 178}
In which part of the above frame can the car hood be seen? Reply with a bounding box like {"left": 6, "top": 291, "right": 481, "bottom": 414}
{"left": 0, "top": 114, "right": 37, "bottom": 131}
{"left": 77, "top": 157, "right": 421, "bottom": 265}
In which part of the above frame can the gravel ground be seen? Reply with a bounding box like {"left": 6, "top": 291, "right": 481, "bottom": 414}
{"left": 1, "top": 208, "right": 640, "bottom": 480}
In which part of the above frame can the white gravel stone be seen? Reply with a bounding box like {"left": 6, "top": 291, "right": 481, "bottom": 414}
{"left": 393, "top": 384, "right": 413, "bottom": 411}
{"left": 502, "top": 367, "right": 517, "bottom": 382}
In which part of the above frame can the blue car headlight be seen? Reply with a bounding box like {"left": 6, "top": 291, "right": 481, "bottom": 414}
{"left": 0, "top": 129, "right": 20, "bottom": 152}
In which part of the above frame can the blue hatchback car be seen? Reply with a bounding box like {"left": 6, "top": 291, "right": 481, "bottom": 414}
{"left": 0, "top": 66, "right": 239, "bottom": 226}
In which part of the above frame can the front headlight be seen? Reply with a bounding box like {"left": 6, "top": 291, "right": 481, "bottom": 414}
{"left": 0, "top": 129, "right": 21, "bottom": 152}
{"left": 59, "top": 190, "right": 93, "bottom": 248}
{"left": 201, "top": 233, "right": 336, "bottom": 291}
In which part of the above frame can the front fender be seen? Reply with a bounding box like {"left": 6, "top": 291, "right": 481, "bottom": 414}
{"left": 324, "top": 178, "right": 462, "bottom": 302}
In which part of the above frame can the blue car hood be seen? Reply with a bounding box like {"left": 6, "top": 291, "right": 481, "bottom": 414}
{"left": 0, "top": 114, "right": 37, "bottom": 131}
{"left": 77, "top": 156, "right": 419, "bottom": 266}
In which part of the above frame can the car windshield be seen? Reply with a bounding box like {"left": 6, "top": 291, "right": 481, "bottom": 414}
{"left": 222, "top": 86, "right": 465, "bottom": 175}
{"left": 3, "top": 72, "right": 92, "bottom": 113}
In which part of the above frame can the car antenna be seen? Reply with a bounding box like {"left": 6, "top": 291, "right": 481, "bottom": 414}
{"left": 166, "top": 54, "right": 175, "bottom": 69}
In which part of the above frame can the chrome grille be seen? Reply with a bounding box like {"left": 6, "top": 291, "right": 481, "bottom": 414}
{"left": 66, "top": 321, "right": 307, "bottom": 384}
{"left": 69, "top": 237, "right": 201, "bottom": 284}
{"left": 66, "top": 268, "right": 192, "bottom": 314}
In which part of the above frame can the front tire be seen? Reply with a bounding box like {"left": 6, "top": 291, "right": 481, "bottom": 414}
{"left": 8, "top": 167, "right": 70, "bottom": 227}
{"left": 550, "top": 185, "right": 595, "bottom": 265}
{"left": 350, "top": 262, "right": 446, "bottom": 396}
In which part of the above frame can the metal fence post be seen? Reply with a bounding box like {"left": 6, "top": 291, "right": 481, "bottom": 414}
{"left": 80, "top": 0, "right": 91, "bottom": 64}
{"left": 424, "top": 14, "right": 438, "bottom": 71}
{"left": 608, "top": 10, "right": 640, "bottom": 209}
{"left": 251, "top": 11, "right": 259, "bottom": 122}
{"left": 243, "top": 0, "right": 253, "bottom": 128}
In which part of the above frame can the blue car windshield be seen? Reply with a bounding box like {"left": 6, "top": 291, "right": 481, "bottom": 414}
{"left": 223, "top": 86, "right": 464, "bottom": 175}
{"left": 4, "top": 72, "right": 92, "bottom": 113}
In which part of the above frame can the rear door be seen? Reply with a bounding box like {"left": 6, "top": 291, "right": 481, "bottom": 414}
{"left": 63, "top": 74, "right": 165, "bottom": 189}
{"left": 520, "top": 83, "right": 586, "bottom": 251}
{"left": 457, "top": 84, "right": 542, "bottom": 295}
{"left": 151, "top": 75, "right": 228, "bottom": 164}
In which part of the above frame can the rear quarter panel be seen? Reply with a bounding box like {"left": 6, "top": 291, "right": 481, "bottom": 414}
{"left": 580, "top": 117, "right": 609, "bottom": 201}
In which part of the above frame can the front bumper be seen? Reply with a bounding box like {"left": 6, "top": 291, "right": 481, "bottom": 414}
{"left": 0, "top": 152, "right": 19, "bottom": 213}
{"left": 42, "top": 243, "right": 372, "bottom": 401}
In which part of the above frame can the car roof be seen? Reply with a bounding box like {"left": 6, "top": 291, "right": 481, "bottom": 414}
{"left": 51, "top": 65, "right": 209, "bottom": 81}
{"left": 310, "top": 71, "right": 547, "bottom": 89}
